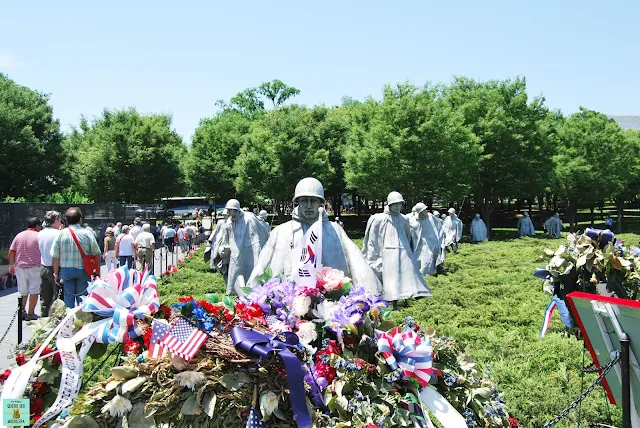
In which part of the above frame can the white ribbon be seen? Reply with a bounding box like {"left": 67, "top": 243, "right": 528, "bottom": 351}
{"left": 419, "top": 387, "right": 466, "bottom": 428}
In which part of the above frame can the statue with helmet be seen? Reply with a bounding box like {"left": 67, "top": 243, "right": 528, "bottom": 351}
{"left": 362, "top": 191, "right": 431, "bottom": 309}
{"left": 409, "top": 202, "right": 445, "bottom": 275}
{"left": 207, "top": 209, "right": 229, "bottom": 274}
{"left": 218, "top": 199, "right": 270, "bottom": 295}
{"left": 258, "top": 210, "right": 270, "bottom": 232}
{"left": 517, "top": 211, "right": 536, "bottom": 237}
{"left": 248, "top": 177, "right": 381, "bottom": 296}
{"left": 442, "top": 207, "right": 463, "bottom": 253}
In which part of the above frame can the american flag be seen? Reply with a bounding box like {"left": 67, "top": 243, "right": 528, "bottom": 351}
{"left": 246, "top": 406, "right": 266, "bottom": 428}
{"left": 148, "top": 319, "right": 170, "bottom": 358}
{"left": 158, "top": 317, "right": 208, "bottom": 361}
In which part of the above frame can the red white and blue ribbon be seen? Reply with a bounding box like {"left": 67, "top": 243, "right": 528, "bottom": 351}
{"left": 539, "top": 295, "right": 572, "bottom": 338}
{"left": 82, "top": 265, "right": 159, "bottom": 343}
{"left": 377, "top": 327, "right": 433, "bottom": 387}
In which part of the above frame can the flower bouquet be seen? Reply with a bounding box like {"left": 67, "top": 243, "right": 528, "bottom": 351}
{"left": 65, "top": 266, "right": 510, "bottom": 428}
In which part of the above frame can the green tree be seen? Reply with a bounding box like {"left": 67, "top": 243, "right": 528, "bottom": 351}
{"left": 443, "top": 77, "right": 556, "bottom": 234}
{"left": 69, "top": 108, "right": 186, "bottom": 203}
{"left": 552, "top": 108, "right": 636, "bottom": 231}
{"left": 0, "top": 74, "right": 66, "bottom": 198}
{"left": 234, "top": 105, "right": 333, "bottom": 222}
{"left": 187, "top": 110, "right": 251, "bottom": 203}
{"left": 257, "top": 79, "right": 301, "bottom": 107}
{"left": 344, "top": 83, "right": 479, "bottom": 208}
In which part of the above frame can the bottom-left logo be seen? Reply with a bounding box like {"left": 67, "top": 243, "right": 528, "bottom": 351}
{"left": 2, "top": 399, "right": 30, "bottom": 427}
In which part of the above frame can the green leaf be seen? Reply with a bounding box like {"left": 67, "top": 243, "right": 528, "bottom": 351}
{"left": 403, "top": 392, "right": 420, "bottom": 404}
{"left": 180, "top": 395, "right": 199, "bottom": 415}
{"left": 222, "top": 295, "right": 235, "bottom": 311}
{"left": 38, "top": 366, "right": 60, "bottom": 384}
{"left": 111, "top": 366, "right": 138, "bottom": 380}
{"left": 219, "top": 372, "right": 249, "bottom": 391}
{"left": 203, "top": 392, "right": 217, "bottom": 418}
{"left": 240, "top": 286, "right": 253, "bottom": 295}
{"left": 127, "top": 402, "right": 155, "bottom": 428}
{"left": 122, "top": 376, "right": 148, "bottom": 394}
{"left": 204, "top": 293, "right": 219, "bottom": 304}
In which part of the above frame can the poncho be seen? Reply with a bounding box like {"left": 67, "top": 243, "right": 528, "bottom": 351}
{"left": 545, "top": 216, "right": 564, "bottom": 238}
{"left": 443, "top": 215, "right": 463, "bottom": 246}
{"left": 362, "top": 211, "right": 431, "bottom": 301}
{"left": 470, "top": 218, "right": 488, "bottom": 242}
{"left": 410, "top": 213, "right": 443, "bottom": 275}
{"left": 517, "top": 216, "right": 536, "bottom": 237}
{"left": 219, "top": 212, "right": 270, "bottom": 295}
{"left": 248, "top": 208, "right": 381, "bottom": 296}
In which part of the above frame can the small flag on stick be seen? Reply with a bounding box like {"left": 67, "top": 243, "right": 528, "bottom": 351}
{"left": 159, "top": 317, "right": 207, "bottom": 361}
{"left": 148, "top": 319, "right": 170, "bottom": 358}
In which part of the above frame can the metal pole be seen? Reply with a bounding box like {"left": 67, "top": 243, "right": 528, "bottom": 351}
{"left": 17, "top": 296, "right": 23, "bottom": 344}
{"left": 621, "top": 337, "right": 631, "bottom": 428}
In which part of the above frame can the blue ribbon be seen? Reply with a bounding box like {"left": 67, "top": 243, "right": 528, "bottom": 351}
{"left": 585, "top": 227, "right": 615, "bottom": 249}
{"left": 230, "top": 327, "right": 311, "bottom": 428}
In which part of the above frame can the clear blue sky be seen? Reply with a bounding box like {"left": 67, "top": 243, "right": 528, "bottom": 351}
{"left": 1, "top": 0, "right": 638, "bottom": 141}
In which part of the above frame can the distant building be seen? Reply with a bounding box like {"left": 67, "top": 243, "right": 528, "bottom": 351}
{"left": 609, "top": 115, "right": 640, "bottom": 130}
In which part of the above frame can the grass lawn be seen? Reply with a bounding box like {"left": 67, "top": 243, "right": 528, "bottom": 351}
{"left": 94, "top": 230, "right": 636, "bottom": 427}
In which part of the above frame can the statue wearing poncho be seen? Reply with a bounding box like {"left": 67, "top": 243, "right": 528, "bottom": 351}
{"left": 517, "top": 211, "right": 536, "bottom": 237}
{"left": 362, "top": 192, "right": 432, "bottom": 302}
{"left": 409, "top": 203, "right": 443, "bottom": 275}
{"left": 442, "top": 208, "right": 463, "bottom": 252}
{"left": 208, "top": 210, "right": 229, "bottom": 273}
{"left": 470, "top": 214, "right": 488, "bottom": 242}
{"left": 544, "top": 213, "right": 564, "bottom": 238}
{"left": 248, "top": 178, "right": 381, "bottom": 297}
{"left": 219, "top": 200, "right": 270, "bottom": 295}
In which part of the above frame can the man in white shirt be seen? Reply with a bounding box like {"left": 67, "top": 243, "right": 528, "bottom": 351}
{"left": 130, "top": 218, "right": 143, "bottom": 241}
{"left": 116, "top": 225, "right": 135, "bottom": 269}
{"left": 135, "top": 224, "right": 156, "bottom": 270}
{"left": 38, "top": 210, "right": 62, "bottom": 317}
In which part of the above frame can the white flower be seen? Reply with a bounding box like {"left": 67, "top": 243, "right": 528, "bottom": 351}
{"left": 259, "top": 391, "right": 279, "bottom": 419}
{"left": 102, "top": 394, "right": 132, "bottom": 417}
{"left": 268, "top": 320, "right": 292, "bottom": 333}
{"left": 312, "top": 300, "right": 338, "bottom": 323}
{"left": 293, "top": 295, "right": 312, "bottom": 317}
{"left": 174, "top": 371, "right": 206, "bottom": 390}
{"left": 296, "top": 321, "right": 318, "bottom": 345}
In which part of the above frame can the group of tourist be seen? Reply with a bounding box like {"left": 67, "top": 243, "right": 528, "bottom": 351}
{"left": 6, "top": 209, "right": 176, "bottom": 315}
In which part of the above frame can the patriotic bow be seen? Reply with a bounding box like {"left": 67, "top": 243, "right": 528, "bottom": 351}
{"left": 82, "top": 266, "right": 159, "bottom": 343}
{"left": 377, "top": 327, "right": 433, "bottom": 388}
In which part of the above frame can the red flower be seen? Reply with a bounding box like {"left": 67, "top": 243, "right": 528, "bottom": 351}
{"left": 172, "top": 266, "right": 178, "bottom": 273}
{"left": 234, "top": 301, "right": 266, "bottom": 324}
{"left": 354, "top": 358, "right": 366, "bottom": 370}
{"left": 314, "top": 361, "right": 336, "bottom": 384}
{"left": 143, "top": 329, "right": 153, "bottom": 349}
{"left": 15, "top": 353, "right": 27, "bottom": 366}
{"left": 51, "top": 351, "right": 61, "bottom": 366}
{"left": 508, "top": 418, "right": 519, "bottom": 428}
{"left": 160, "top": 304, "right": 173, "bottom": 319}
{"left": 178, "top": 296, "right": 194, "bottom": 303}
{"left": 32, "top": 415, "right": 42, "bottom": 424}
{"left": 30, "top": 397, "right": 43, "bottom": 416}
{"left": 32, "top": 380, "right": 49, "bottom": 396}
{"left": 0, "top": 369, "right": 11, "bottom": 384}
{"left": 198, "top": 300, "right": 222, "bottom": 315}
{"left": 316, "top": 340, "right": 341, "bottom": 360}
{"left": 162, "top": 270, "right": 171, "bottom": 277}
{"left": 363, "top": 425, "right": 380, "bottom": 428}
{"left": 123, "top": 336, "right": 141, "bottom": 355}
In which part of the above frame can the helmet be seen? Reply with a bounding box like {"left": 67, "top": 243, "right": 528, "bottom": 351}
{"left": 414, "top": 202, "right": 428, "bottom": 214}
{"left": 293, "top": 177, "right": 325, "bottom": 202}
{"left": 259, "top": 210, "right": 268, "bottom": 220}
{"left": 386, "top": 191, "right": 404, "bottom": 205}
{"left": 134, "top": 217, "right": 142, "bottom": 225}
{"left": 475, "top": 213, "right": 480, "bottom": 218}
{"left": 225, "top": 199, "right": 241, "bottom": 211}
{"left": 448, "top": 207, "right": 456, "bottom": 214}
{"left": 524, "top": 211, "right": 529, "bottom": 216}
{"left": 433, "top": 210, "right": 440, "bottom": 217}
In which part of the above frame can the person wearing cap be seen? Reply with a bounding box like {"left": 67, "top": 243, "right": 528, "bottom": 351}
{"left": 134, "top": 224, "right": 156, "bottom": 270}
{"left": 103, "top": 227, "right": 118, "bottom": 272}
{"left": 517, "top": 211, "right": 536, "bottom": 237}
{"left": 409, "top": 202, "right": 443, "bottom": 275}
{"left": 248, "top": 177, "right": 381, "bottom": 296}
{"left": 208, "top": 209, "right": 230, "bottom": 274}
{"left": 544, "top": 212, "right": 564, "bottom": 238}
{"left": 130, "top": 217, "right": 143, "bottom": 242}
{"left": 218, "top": 199, "right": 270, "bottom": 294}
{"left": 470, "top": 213, "right": 488, "bottom": 242}
{"left": 443, "top": 208, "right": 463, "bottom": 253}
{"left": 362, "top": 191, "right": 431, "bottom": 309}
